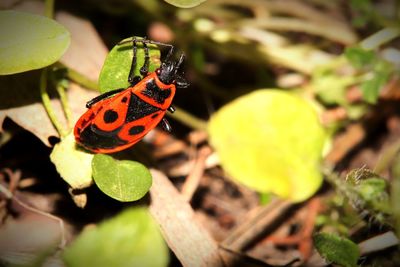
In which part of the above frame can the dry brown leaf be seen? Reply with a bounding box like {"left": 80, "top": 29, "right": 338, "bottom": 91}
{"left": 149, "top": 169, "right": 224, "bottom": 267}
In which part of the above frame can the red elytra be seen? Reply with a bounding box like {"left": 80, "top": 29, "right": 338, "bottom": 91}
{"left": 74, "top": 38, "right": 188, "bottom": 153}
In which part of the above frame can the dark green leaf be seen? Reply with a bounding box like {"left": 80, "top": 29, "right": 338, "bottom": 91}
{"left": 98, "top": 37, "right": 160, "bottom": 93}
{"left": 314, "top": 233, "right": 359, "bottom": 267}
{"left": 92, "top": 154, "right": 152, "bottom": 202}
{"left": 0, "top": 11, "right": 70, "bottom": 75}
{"left": 63, "top": 207, "right": 169, "bottom": 267}
{"left": 164, "top": 0, "right": 206, "bottom": 8}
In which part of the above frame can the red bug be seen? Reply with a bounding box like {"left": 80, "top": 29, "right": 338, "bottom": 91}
{"left": 74, "top": 37, "right": 189, "bottom": 153}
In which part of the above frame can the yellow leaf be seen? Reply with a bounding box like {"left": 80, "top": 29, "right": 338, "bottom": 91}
{"left": 50, "top": 132, "right": 93, "bottom": 189}
{"left": 208, "top": 89, "right": 326, "bottom": 202}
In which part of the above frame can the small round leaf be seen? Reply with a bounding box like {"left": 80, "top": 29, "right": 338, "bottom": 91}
{"left": 164, "top": 0, "right": 207, "bottom": 8}
{"left": 98, "top": 37, "right": 161, "bottom": 93}
{"left": 63, "top": 207, "right": 169, "bottom": 267}
{"left": 0, "top": 11, "right": 70, "bottom": 75}
{"left": 50, "top": 132, "right": 93, "bottom": 189}
{"left": 208, "top": 89, "right": 326, "bottom": 202}
{"left": 92, "top": 154, "right": 152, "bottom": 202}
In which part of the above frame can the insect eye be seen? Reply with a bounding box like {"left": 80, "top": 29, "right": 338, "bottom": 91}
{"left": 156, "top": 69, "right": 161, "bottom": 75}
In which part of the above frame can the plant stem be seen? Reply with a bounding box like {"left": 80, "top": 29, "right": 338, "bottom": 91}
{"left": 168, "top": 107, "right": 208, "bottom": 131}
{"left": 360, "top": 27, "right": 400, "bottom": 50}
{"left": 45, "top": 0, "right": 54, "bottom": 18}
{"left": 66, "top": 67, "right": 99, "bottom": 91}
{"left": 40, "top": 68, "right": 67, "bottom": 138}
{"left": 56, "top": 83, "right": 73, "bottom": 128}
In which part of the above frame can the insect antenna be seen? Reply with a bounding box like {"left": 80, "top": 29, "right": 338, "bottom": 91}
{"left": 174, "top": 54, "right": 185, "bottom": 74}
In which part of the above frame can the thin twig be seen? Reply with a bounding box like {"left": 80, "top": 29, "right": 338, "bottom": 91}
{"left": 181, "top": 146, "right": 212, "bottom": 201}
{"left": 360, "top": 27, "right": 400, "bottom": 50}
{"left": 222, "top": 199, "right": 294, "bottom": 250}
{"left": 262, "top": 197, "right": 321, "bottom": 261}
{"left": 358, "top": 231, "right": 399, "bottom": 255}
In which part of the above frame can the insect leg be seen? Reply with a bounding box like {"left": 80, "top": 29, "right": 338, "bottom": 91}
{"left": 161, "top": 118, "right": 172, "bottom": 132}
{"left": 86, "top": 88, "right": 124, "bottom": 108}
{"left": 140, "top": 38, "right": 150, "bottom": 77}
{"left": 119, "top": 37, "right": 174, "bottom": 63}
{"left": 128, "top": 37, "right": 141, "bottom": 85}
{"left": 167, "top": 105, "right": 176, "bottom": 113}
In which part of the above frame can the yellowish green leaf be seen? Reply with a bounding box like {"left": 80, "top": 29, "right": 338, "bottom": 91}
{"left": 0, "top": 11, "right": 70, "bottom": 75}
{"left": 208, "top": 89, "right": 326, "bottom": 202}
{"left": 50, "top": 132, "right": 93, "bottom": 189}
{"left": 63, "top": 207, "right": 169, "bottom": 267}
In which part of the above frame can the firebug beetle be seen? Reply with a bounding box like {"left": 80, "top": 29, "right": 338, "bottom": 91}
{"left": 74, "top": 37, "right": 189, "bottom": 153}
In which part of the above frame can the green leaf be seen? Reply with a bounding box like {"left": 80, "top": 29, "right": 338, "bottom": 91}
{"left": 345, "top": 47, "right": 375, "bottom": 68}
{"left": 314, "top": 233, "right": 360, "bottom": 267}
{"left": 208, "top": 89, "right": 326, "bottom": 202}
{"left": 92, "top": 154, "right": 152, "bottom": 202}
{"left": 356, "top": 178, "right": 391, "bottom": 213}
{"left": 0, "top": 11, "right": 70, "bottom": 75}
{"left": 360, "top": 61, "right": 391, "bottom": 104}
{"left": 63, "top": 207, "right": 169, "bottom": 267}
{"left": 164, "top": 0, "right": 206, "bottom": 8}
{"left": 50, "top": 132, "right": 93, "bottom": 189}
{"left": 98, "top": 37, "right": 161, "bottom": 93}
{"left": 313, "top": 71, "right": 354, "bottom": 106}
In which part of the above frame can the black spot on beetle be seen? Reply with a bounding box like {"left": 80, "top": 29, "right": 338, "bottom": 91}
{"left": 141, "top": 79, "right": 171, "bottom": 104}
{"left": 151, "top": 113, "right": 159, "bottom": 119}
{"left": 121, "top": 96, "right": 128, "bottom": 103}
{"left": 125, "top": 93, "right": 160, "bottom": 122}
{"left": 78, "top": 124, "right": 126, "bottom": 149}
{"left": 103, "top": 109, "right": 118, "bottom": 123}
{"left": 128, "top": 125, "right": 145, "bottom": 135}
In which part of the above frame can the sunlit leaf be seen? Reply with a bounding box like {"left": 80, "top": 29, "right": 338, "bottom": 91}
{"left": 0, "top": 11, "right": 70, "bottom": 75}
{"left": 63, "top": 207, "right": 169, "bottom": 267}
{"left": 98, "top": 37, "right": 161, "bottom": 93}
{"left": 92, "top": 154, "right": 152, "bottom": 202}
{"left": 314, "top": 233, "right": 359, "bottom": 267}
{"left": 50, "top": 132, "right": 93, "bottom": 189}
{"left": 208, "top": 89, "right": 326, "bottom": 202}
{"left": 164, "top": 0, "right": 206, "bottom": 8}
